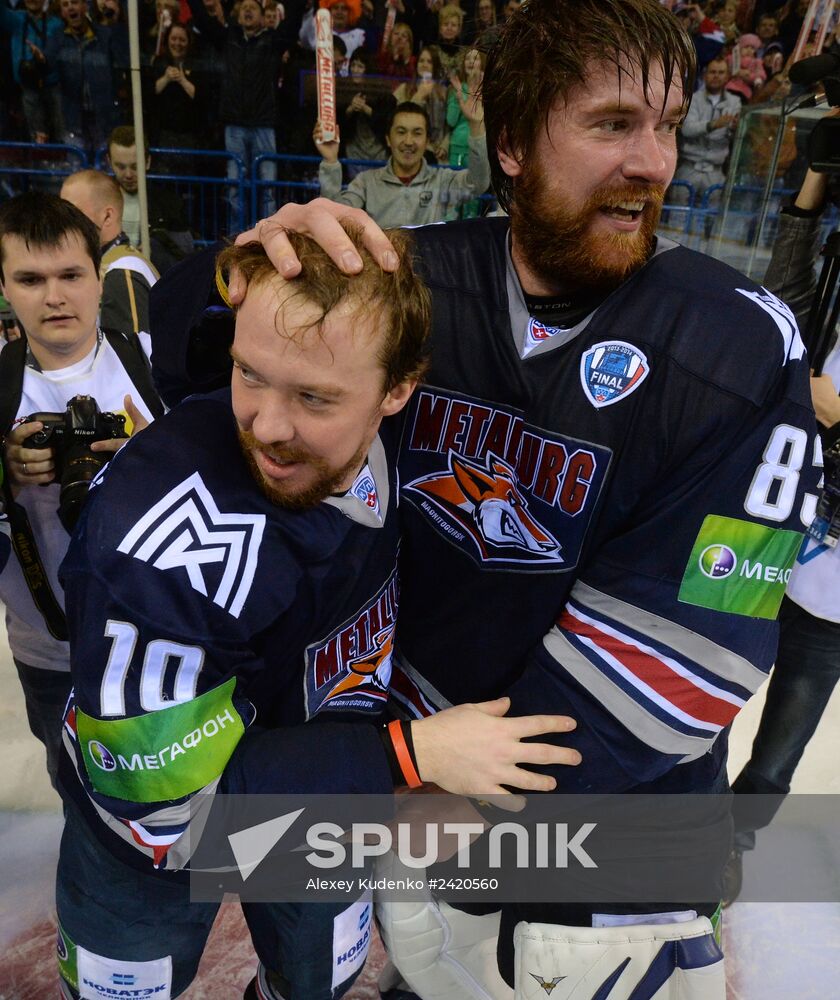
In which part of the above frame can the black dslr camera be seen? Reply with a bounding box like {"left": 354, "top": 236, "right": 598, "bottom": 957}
{"left": 22, "top": 395, "right": 127, "bottom": 532}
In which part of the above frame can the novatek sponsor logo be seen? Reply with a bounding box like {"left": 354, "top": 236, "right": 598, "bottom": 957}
{"left": 80, "top": 979, "right": 167, "bottom": 997}
{"left": 336, "top": 924, "right": 371, "bottom": 968}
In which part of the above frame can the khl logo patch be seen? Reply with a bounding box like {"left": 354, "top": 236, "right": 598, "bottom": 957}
{"left": 117, "top": 472, "right": 265, "bottom": 618}
{"left": 523, "top": 317, "right": 566, "bottom": 358}
{"left": 349, "top": 463, "right": 380, "bottom": 517}
{"left": 580, "top": 340, "right": 649, "bottom": 408}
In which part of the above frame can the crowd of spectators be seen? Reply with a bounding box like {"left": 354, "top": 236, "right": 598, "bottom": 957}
{"left": 0, "top": 0, "right": 522, "bottom": 225}
{"left": 669, "top": 0, "right": 839, "bottom": 208}
{"left": 0, "top": 0, "right": 836, "bottom": 231}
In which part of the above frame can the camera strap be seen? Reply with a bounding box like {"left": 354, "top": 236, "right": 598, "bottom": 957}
{"left": 100, "top": 328, "right": 165, "bottom": 420}
{"left": 0, "top": 337, "right": 68, "bottom": 640}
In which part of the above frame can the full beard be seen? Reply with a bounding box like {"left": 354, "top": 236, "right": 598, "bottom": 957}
{"left": 238, "top": 429, "right": 368, "bottom": 511}
{"left": 510, "top": 165, "right": 664, "bottom": 298}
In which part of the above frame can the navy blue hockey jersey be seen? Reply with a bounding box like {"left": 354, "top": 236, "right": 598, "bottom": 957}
{"left": 393, "top": 219, "right": 821, "bottom": 792}
{"left": 59, "top": 392, "right": 399, "bottom": 869}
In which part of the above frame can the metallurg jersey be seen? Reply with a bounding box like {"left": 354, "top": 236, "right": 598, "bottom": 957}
{"left": 393, "top": 218, "right": 821, "bottom": 792}
{"left": 59, "top": 392, "right": 400, "bottom": 870}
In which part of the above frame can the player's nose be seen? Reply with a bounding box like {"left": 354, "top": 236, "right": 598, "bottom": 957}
{"left": 252, "top": 400, "right": 295, "bottom": 445}
{"left": 621, "top": 128, "right": 671, "bottom": 187}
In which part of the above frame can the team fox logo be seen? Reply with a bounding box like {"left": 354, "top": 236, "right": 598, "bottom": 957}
{"left": 407, "top": 451, "right": 562, "bottom": 564}
{"left": 324, "top": 625, "right": 393, "bottom": 704}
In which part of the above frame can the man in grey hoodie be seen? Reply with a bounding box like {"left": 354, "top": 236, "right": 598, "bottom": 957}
{"left": 315, "top": 101, "right": 490, "bottom": 227}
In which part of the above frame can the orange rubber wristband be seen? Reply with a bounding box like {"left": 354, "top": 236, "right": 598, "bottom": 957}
{"left": 387, "top": 719, "right": 422, "bottom": 788}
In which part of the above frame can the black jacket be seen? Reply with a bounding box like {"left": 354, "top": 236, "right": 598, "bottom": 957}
{"left": 186, "top": 0, "right": 303, "bottom": 127}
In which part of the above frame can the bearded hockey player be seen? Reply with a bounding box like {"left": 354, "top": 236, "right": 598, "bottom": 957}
{"left": 232, "top": 0, "right": 822, "bottom": 996}
{"left": 54, "top": 228, "right": 580, "bottom": 1000}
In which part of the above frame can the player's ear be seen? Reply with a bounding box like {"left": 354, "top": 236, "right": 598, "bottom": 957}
{"left": 496, "top": 130, "right": 523, "bottom": 178}
{"left": 380, "top": 379, "right": 417, "bottom": 417}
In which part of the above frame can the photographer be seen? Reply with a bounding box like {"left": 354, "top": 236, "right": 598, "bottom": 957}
{"left": 0, "top": 193, "right": 163, "bottom": 787}
{"left": 0, "top": 0, "right": 65, "bottom": 144}
{"left": 725, "top": 161, "right": 840, "bottom": 901}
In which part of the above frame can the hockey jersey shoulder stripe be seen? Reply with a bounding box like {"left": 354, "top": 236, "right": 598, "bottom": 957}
{"left": 566, "top": 593, "right": 754, "bottom": 704}
{"left": 571, "top": 582, "right": 766, "bottom": 694}
{"left": 558, "top": 605, "right": 743, "bottom": 729}
{"left": 541, "top": 630, "right": 713, "bottom": 758}
{"left": 735, "top": 287, "right": 805, "bottom": 366}
{"left": 126, "top": 819, "right": 184, "bottom": 868}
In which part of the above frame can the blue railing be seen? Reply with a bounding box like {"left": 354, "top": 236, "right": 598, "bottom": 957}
{"left": 6, "top": 140, "right": 835, "bottom": 250}
{"left": 0, "top": 142, "right": 89, "bottom": 198}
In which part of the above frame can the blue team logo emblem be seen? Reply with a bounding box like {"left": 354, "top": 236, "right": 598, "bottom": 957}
{"left": 580, "top": 340, "right": 649, "bottom": 408}
{"left": 56, "top": 928, "right": 68, "bottom": 961}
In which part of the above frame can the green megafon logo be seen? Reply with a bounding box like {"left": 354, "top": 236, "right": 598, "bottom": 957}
{"left": 698, "top": 543, "right": 737, "bottom": 580}
{"left": 680, "top": 515, "right": 803, "bottom": 619}
{"left": 88, "top": 739, "right": 117, "bottom": 772}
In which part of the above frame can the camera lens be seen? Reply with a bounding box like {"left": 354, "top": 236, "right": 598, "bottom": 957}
{"left": 58, "top": 453, "right": 107, "bottom": 532}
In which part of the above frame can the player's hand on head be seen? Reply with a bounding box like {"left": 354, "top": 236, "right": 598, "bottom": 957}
{"left": 230, "top": 199, "right": 399, "bottom": 299}
{"left": 410, "top": 696, "right": 581, "bottom": 799}
{"left": 3, "top": 421, "right": 56, "bottom": 488}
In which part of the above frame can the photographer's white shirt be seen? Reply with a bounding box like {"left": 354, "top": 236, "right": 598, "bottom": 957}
{"left": 1, "top": 332, "right": 154, "bottom": 671}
